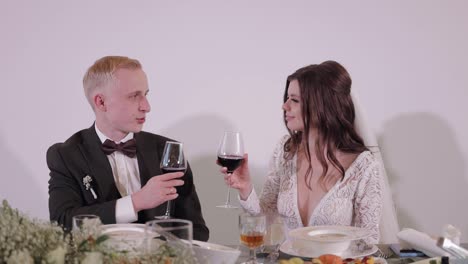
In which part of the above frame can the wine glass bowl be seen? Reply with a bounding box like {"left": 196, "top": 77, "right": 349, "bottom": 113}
{"left": 217, "top": 131, "right": 244, "bottom": 208}
{"left": 156, "top": 141, "right": 186, "bottom": 219}
{"left": 240, "top": 231, "right": 265, "bottom": 249}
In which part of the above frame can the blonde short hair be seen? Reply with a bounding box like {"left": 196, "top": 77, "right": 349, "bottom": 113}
{"left": 83, "top": 56, "right": 142, "bottom": 109}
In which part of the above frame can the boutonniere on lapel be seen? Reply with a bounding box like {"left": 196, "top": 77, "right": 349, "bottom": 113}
{"left": 83, "top": 175, "right": 97, "bottom": 199}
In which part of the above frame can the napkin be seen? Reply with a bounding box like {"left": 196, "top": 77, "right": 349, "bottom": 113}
{"left": 397, "top": 228, "right": 452, "bottom": 258}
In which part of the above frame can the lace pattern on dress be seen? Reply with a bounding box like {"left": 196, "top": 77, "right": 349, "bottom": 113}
{"left": 239, "top": 135, "right": 383, "bottom": 244}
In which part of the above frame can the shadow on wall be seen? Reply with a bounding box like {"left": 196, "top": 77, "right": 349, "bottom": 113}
{"left": 379, "top": 112, "right": 467, "bottom": 240}
{"left": 159, "top": 114, "right": 266, "bottom": 245}
{"left": 0, "top": 130, "right": 47, "bottom": 217}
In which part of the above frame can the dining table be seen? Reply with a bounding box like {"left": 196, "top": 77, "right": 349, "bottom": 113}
{"left": 231, "top": 243, "right": 468, "bottom": 264}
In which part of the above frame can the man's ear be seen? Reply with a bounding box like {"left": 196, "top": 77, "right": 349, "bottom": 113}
{"left": 93, "top": 94, "right": 106, "bottom": 111}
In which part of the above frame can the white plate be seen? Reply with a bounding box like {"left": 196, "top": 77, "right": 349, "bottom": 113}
{"left": 280, "top": 239, "right": 378, "bottom": 259}
{"left": 102, "top": 223, "right": 147, "bottom": 234}
{"left": 101, "top": 224, "right": 149, "bottom": 252}
{"left": 192, "top": 240, "right": 241, "bottom": 264}
{"left": 289, "top": 225, "right": 374, "bottom": 242}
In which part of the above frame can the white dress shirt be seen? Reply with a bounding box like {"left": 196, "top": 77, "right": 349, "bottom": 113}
{"left": 95, "top": 125, "right": 139, "bottom": 223}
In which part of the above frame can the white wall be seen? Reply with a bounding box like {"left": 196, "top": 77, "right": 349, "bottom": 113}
{"left": 1, "top": 1, "right": 467, "bottom": 245}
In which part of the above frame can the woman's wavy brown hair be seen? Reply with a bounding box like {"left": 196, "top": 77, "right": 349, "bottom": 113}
{"left": 283, "top": 60, "right": 368, "bottom": 190}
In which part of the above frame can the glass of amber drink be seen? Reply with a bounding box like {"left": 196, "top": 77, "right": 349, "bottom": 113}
{"left": 239, "top": 213, "right": 266, "bottom": 264}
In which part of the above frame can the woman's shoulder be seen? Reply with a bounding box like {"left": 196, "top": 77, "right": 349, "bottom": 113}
{"left": 269, "top": 135, "right": 291, "bottom": 163}
{"left": 273, "top": 135, "right": 290, "bottom": 154}
{"left": 278, "top": 134, "right": 291, "bottom": 146}
{"left": 355, "top": 150, "right": 375, "bottom": 163}
{"left": 350, "top": 150, "right": 382, "bottom": 179}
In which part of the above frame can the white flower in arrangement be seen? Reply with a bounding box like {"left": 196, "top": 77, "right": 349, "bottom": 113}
{"left": 6, "top": 249, "right": 33, "bottom": 264}
{"left": 81, "top": 251, "right": 103, "bottom": 264}
{"left": 0, "top": 200, "right": 68, "bottom": 264}
{"left": 46, "top": 246, "right": 66, "bottom": 264}
{"left": 1, "top": 200, "right": 199, "bottom": 264}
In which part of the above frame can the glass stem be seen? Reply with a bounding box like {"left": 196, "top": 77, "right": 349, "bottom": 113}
{"left": 165, "top": 200, "right": 172, "bottom": 217}
{"left": 225, "top": 172, "right": 233, "bottom": 205}
{"left": 250, "top": 248, "right": 257, "bottom": 262}
{"left": 225, "top": 186, "right": 232, "bottom": 205}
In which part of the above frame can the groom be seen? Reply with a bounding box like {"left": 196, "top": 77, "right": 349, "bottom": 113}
{"left": 47, "top": 56, "right": 209, "bottom": 241}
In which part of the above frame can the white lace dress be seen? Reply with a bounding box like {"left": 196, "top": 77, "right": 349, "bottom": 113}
{"left": 239, "top": 136, "right": 384, "bottom": 244}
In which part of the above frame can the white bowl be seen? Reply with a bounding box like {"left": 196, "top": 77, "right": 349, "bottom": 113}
{"left": 288, "top": 226, "right": 372, "bottom": 256}
{"left": 192, "top": 240, "right": 241, "bottom": 264}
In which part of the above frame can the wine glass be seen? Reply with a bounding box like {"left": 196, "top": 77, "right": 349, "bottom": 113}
{"left": 217, "top": 131, "right": 244, "bottom": 209}
{"left": 265, "top": 214, "right": 288, "bottom": 262}
{"left": 72, "top": 214, "right": 101, "bottom": 244}
{"left": 239, "top": 213, "right": 266, "bottom": 264}
{"left": 156, "top": 141, "right": 186, "bottom": 219}
{"left": 72, "top": 214, "right": 101, "bottom": 231}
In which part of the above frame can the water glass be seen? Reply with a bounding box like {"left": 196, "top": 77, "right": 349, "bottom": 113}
{"left": 264, "top": 214, "right": 288, "bottom": 262}
{"left": 266, "top": 214, "right": 287, "bottom": 245}
{"left": 72, "top": 214, "right": 101, "bottom": 231}
{"left": 72, "top": 214, "right": 101, "bottom": 244}
{"left": 145, "top": 219, "right": 193, "bottom": 261}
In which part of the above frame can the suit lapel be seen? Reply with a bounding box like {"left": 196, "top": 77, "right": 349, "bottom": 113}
{"left": 80, "top": 126, "right": 121, "bottom": 200}
{"left": 134, "top": 132, "right": 162, "bottom": 186}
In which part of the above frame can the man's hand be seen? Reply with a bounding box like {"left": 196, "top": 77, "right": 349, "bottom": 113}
{"left": 131, "top": 172, "right": 184, "bottom": 213}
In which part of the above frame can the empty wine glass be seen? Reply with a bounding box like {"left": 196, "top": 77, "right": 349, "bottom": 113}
{"left": 217, "top": 131, "right": 244, "bottom": 209}
{"left": 155, "top": 141, "right": 186, "bottom": 219}
{"left": 239, "top": 213, "right": 266, "bottom": 264}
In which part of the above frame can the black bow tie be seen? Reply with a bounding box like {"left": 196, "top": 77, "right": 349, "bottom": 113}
{"left": 101, "top": 139, "right": 137, "bottom": 158}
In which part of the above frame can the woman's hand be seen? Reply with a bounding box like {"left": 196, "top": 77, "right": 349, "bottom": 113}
{"left": 218, "top": 153, "right": 253, "bottom": 200}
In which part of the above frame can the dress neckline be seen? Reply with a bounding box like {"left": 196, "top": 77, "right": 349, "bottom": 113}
{"left": 292, "top": 150, "right": 372, "bottom": 227}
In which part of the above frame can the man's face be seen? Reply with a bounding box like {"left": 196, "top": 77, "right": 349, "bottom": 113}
{"left": 99, "top": 68, "right": 150, "bottom": 139}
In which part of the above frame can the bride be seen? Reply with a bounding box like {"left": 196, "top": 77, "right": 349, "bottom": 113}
{"left": 220, "top": 60, "right": 398, "bottom": 244}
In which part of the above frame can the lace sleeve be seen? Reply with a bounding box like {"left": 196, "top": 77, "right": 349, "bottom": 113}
{"left": 353, "top": 156, "right": 384, "bottom": 244}
{"left": 239, "top": 136, "right": 288, "bottom": 215}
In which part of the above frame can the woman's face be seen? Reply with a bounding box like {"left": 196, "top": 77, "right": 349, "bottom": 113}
{"left": 282, "top": 80, "right": 304, "bottom": 132}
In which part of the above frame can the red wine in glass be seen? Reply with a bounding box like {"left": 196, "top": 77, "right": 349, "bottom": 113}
{"left": 217, "top": 155, "right": 244, "bottom": 173}
{"left": 161, "top": 167, "right": 186, "bottom": 174}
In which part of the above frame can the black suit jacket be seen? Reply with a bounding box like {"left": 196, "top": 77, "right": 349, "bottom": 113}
{"left": 47, "top": 125, "right": 209, "bottom": 241}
